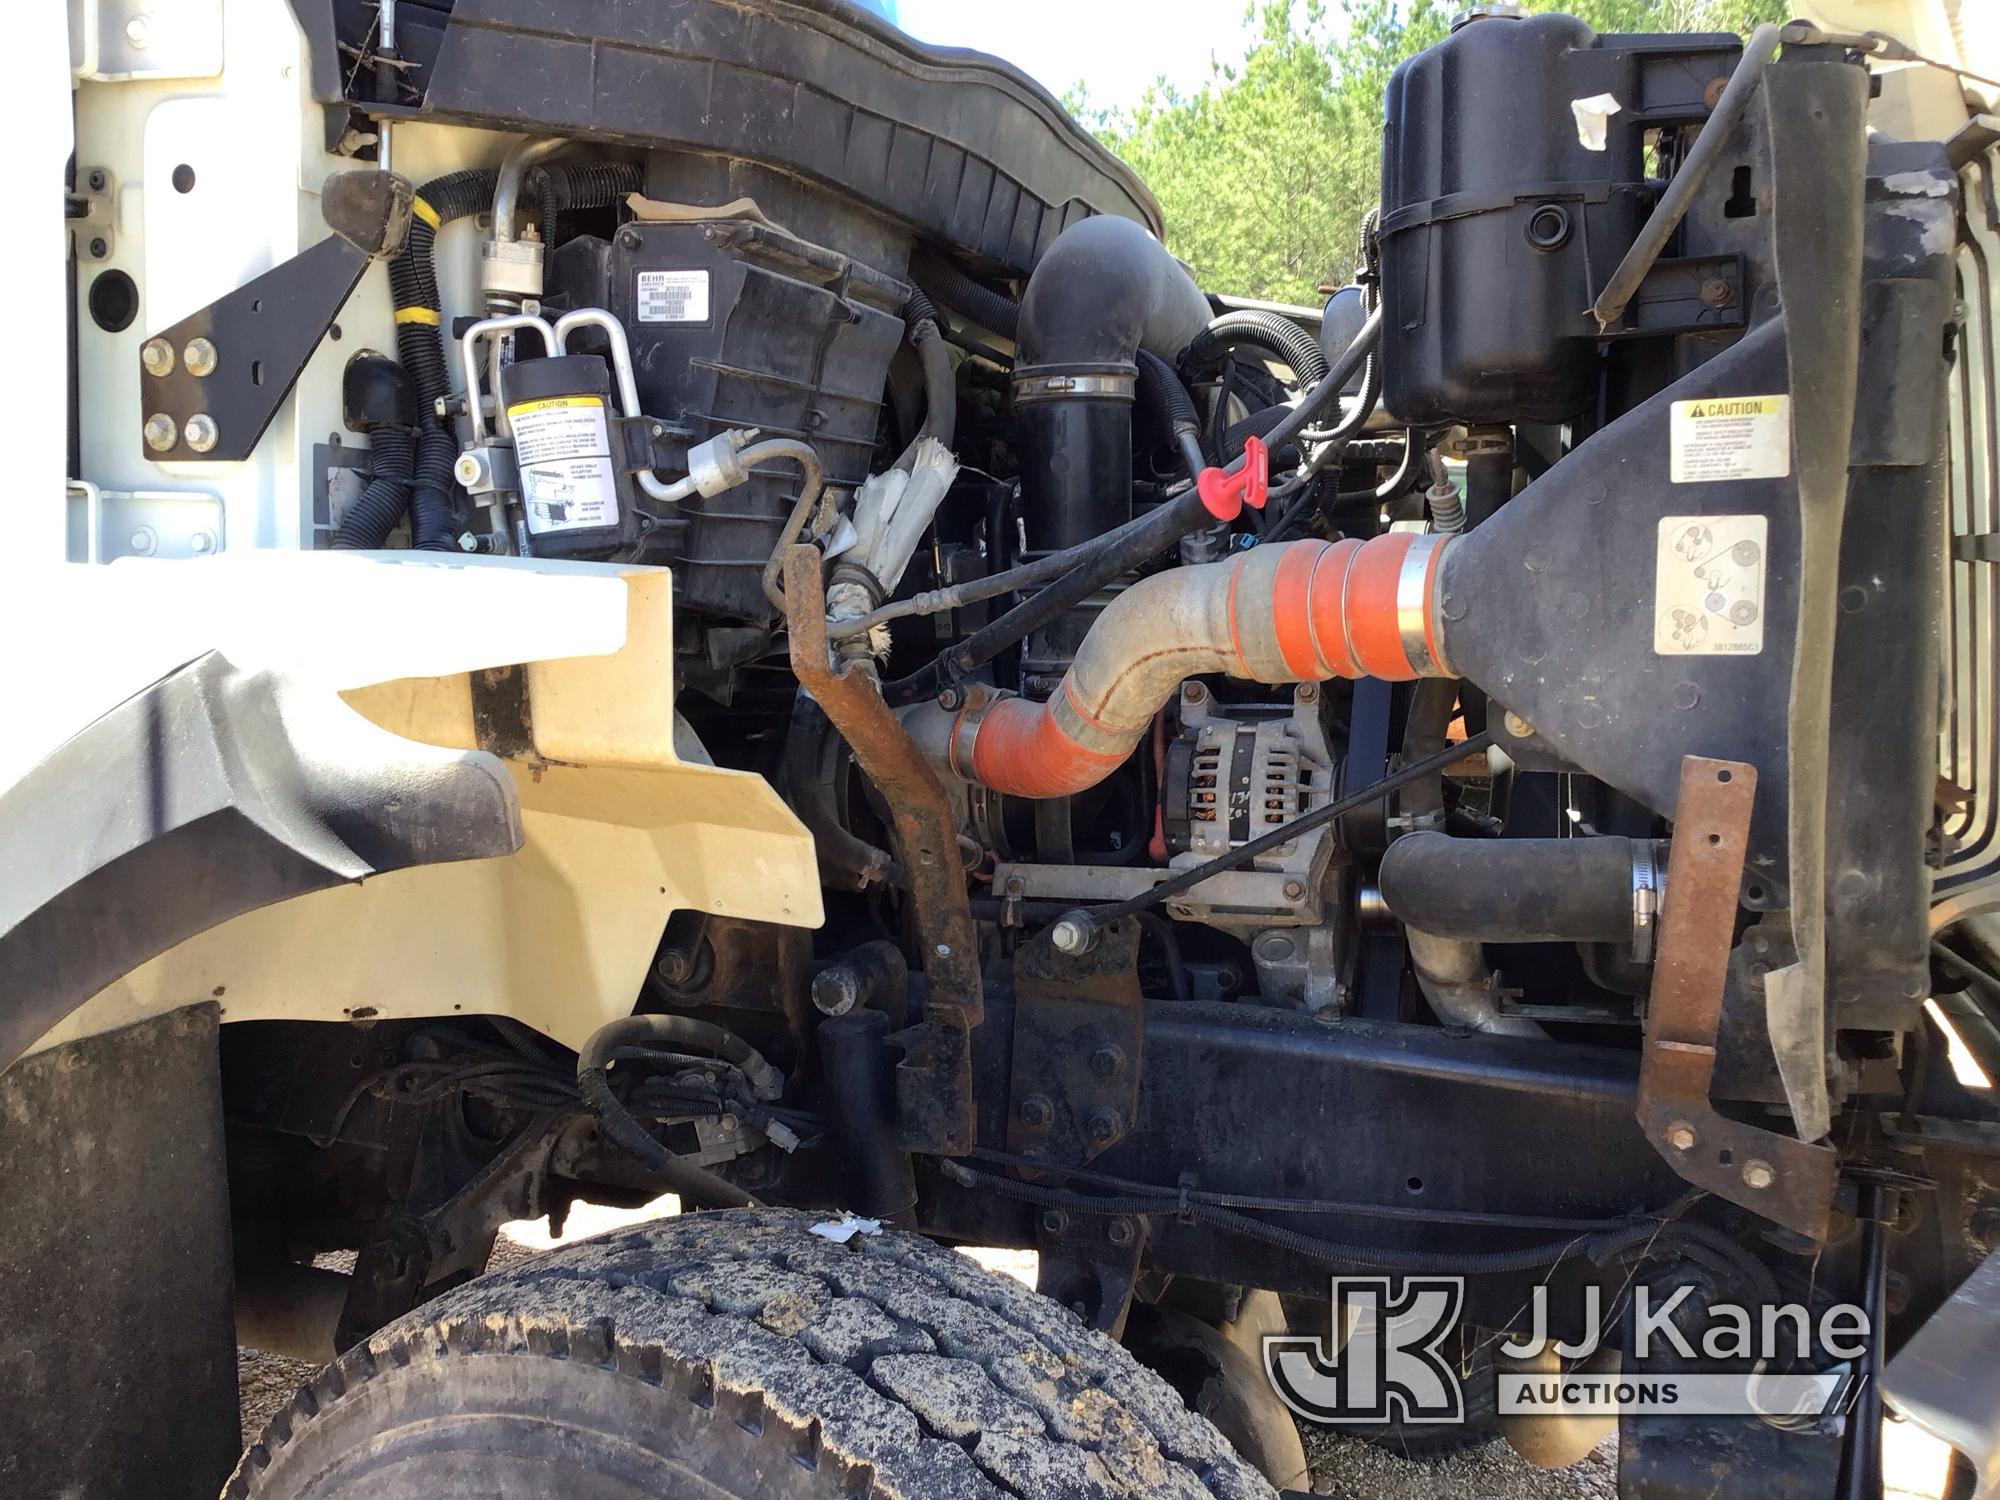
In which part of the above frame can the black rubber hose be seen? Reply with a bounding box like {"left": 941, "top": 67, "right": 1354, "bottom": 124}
{"left": 1379, "top": 832, "right": 1650, "bottom": 945}
{"left": 332, "top": 426, "right": 416, "bottom": 549}
{"left": 903, "top": 300, "right": 957, "bottom": 456}
{"left": 1184, "top": 310, "right": 1329, "bottom": 388}
{"left": 910, "top": 248, "right": 1020, "bottom": 339}
{"left": 1136, "top": 349, "right": 1206, "bottom": 477}
{"left": 1136, "top": 349, "right": 1200, "bottom": 434}
{"left": 575, "top": 1067, "right": 761, "bottom": 1210}
{"left": 881, "top": 485, "right": 1213, "bottom": 706}
{"left": 407, "top": 425, "right": 458, "bottom": 552}
{"left": 579, "top": 1015, "right": 784, "bottom": 1100}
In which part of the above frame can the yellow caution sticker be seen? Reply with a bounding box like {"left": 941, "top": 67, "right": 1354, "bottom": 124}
{"left": 506, "top": 396, "right": 606, "bottom": 415}
{"left": 1669, "top": 395, "right": 1791, "bottom": 484}
{"left": 507, "top": 395, "right": 620, "bottom": 536}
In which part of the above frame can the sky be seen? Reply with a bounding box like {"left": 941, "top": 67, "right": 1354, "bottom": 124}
{"left": 891, "top": 0, "right": 1258, "bottom": 112}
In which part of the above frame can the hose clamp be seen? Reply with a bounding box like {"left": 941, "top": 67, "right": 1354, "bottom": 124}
{"left": 1631, "top": 839, "right": 1664, "bottom": 965}
{"left": 1395, "top": 533, "right": 1451, "bottom": 677}
{"left": 1011, "top": 366, "right": 1137, "bottom": 405}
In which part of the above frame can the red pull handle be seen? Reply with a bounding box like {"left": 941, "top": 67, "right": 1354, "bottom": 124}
{"left": 1196, "top": 435, "right": 1269, "bottom": 522}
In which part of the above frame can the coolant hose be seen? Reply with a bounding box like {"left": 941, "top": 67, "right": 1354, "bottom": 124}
{"left": 900, "top": 287, "right": 957, "bottom": 458}
{"left": 913, "top": 533, "right": 1455, "bottom": 797}
{"left": 1183, "top": 309, "right": 1330, "bottom": 387}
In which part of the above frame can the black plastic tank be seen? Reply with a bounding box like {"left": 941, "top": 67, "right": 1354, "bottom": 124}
{"left": 1377, "top": 12, "right": 1735, "bottom": 425}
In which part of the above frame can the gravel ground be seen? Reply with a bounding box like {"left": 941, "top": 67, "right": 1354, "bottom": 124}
{"left": 235, "top": 1206, "right": 1952, "bottom": 1499}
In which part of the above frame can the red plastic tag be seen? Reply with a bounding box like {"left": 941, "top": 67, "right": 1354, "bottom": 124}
{"left": 1195, "top": 435, "right": 1269, "bottom": 522}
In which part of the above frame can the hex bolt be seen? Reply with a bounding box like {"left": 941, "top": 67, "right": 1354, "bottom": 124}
{"left": 142, "top": 413, "right": 178, "bottom": 452}
{"left": 1088, "top": 1045, "right": 1125, "bottom": 1079}
{"left": 127, "top": 527, "right": 157, "bottom": 556}
{"left": 1182, "top": 682, "right": 1205, "bottom": 703}
{"left": 1040, "top": 1209, "right": 1069, "bottom": 1236}
{"left": 90, "top": 237, "right": 109, "bottom": 259}
{"left": 655, "top": 950, "right": 693, "bottom": 986}
{"left": 1106, "top": 1216, "right": 1136, "bottom": 1248}
{"left": 184, "top": 413, "right": 219, "bottom": 453}
{"left": 1665, "top": 1121, "right": 1698, "bottom": 1153}
{"left": 1283, "top": 880, "right": 1306, "bottom": 900}
{"left": 87, "top": 168, "right": 108, "bottom": 192}
{"left": 1017, "top": 1094, "right": 1054, "bottom": 1130}
{"left": 1085, "top": 1109, "right": 1121, "bottom": 1145}
{"left": 1051, "top": 913, "right": 1098, "bottom": 956}
{"left": 1296, "top": 683, "right": 1318, "bottom": 704}
{"left": 182, "top": 337, "right": 218, "bottom": 377}
{"left": 190, "top": 532, "right": 213, "bottom": 555}
{"left": 140, "top": 338, "right": 175, "bottom": 378}
{"left": 811, "top": 967, "right": 862, "bottom": 1017}
{"left": 1741, "top": 1158, "right": 1776, "bottom": 1191}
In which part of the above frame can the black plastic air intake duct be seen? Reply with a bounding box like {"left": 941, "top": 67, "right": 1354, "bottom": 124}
{"left": 1013, "top": 216, "right": 1210, "bottom": 552}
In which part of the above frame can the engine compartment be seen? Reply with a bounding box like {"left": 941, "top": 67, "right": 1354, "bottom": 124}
{"left": 41, "top": 3, "right": 2000, "bottom": 1495}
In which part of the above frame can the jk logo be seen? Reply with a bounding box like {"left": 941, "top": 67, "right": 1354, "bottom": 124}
{"left": 1262, "top": 1276, "right": 1467, "bottom": 1425}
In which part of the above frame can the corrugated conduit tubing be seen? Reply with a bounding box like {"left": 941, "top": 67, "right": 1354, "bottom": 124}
{"left": 930, "top": 533, "right": 1456, "bottom": 798}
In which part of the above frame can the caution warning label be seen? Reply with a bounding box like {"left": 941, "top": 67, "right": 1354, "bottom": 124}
{"left": 506, "top": 395, "right": 621, "bottom": 536}
{"left": 1669, "top": 395, "right": 1791, "bottom": 483}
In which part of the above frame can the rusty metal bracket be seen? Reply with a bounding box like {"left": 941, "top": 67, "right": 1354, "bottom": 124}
{"left": 1035, "top": 1208, "right": 1150, "bottom": 1336}
{"left": 1007, "top": 920, "right": 1145, "bottom": 1173}
{"left": 784, "top": 546, "right": 980, "bottom": 1155}
{"left": 1637, "top": 756, "right": 1839, "bottom": 1240}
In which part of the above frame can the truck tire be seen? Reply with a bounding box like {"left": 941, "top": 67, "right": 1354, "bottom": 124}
{"left": 224, "top": 1209, "right": 1276, "bottom": 1500}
